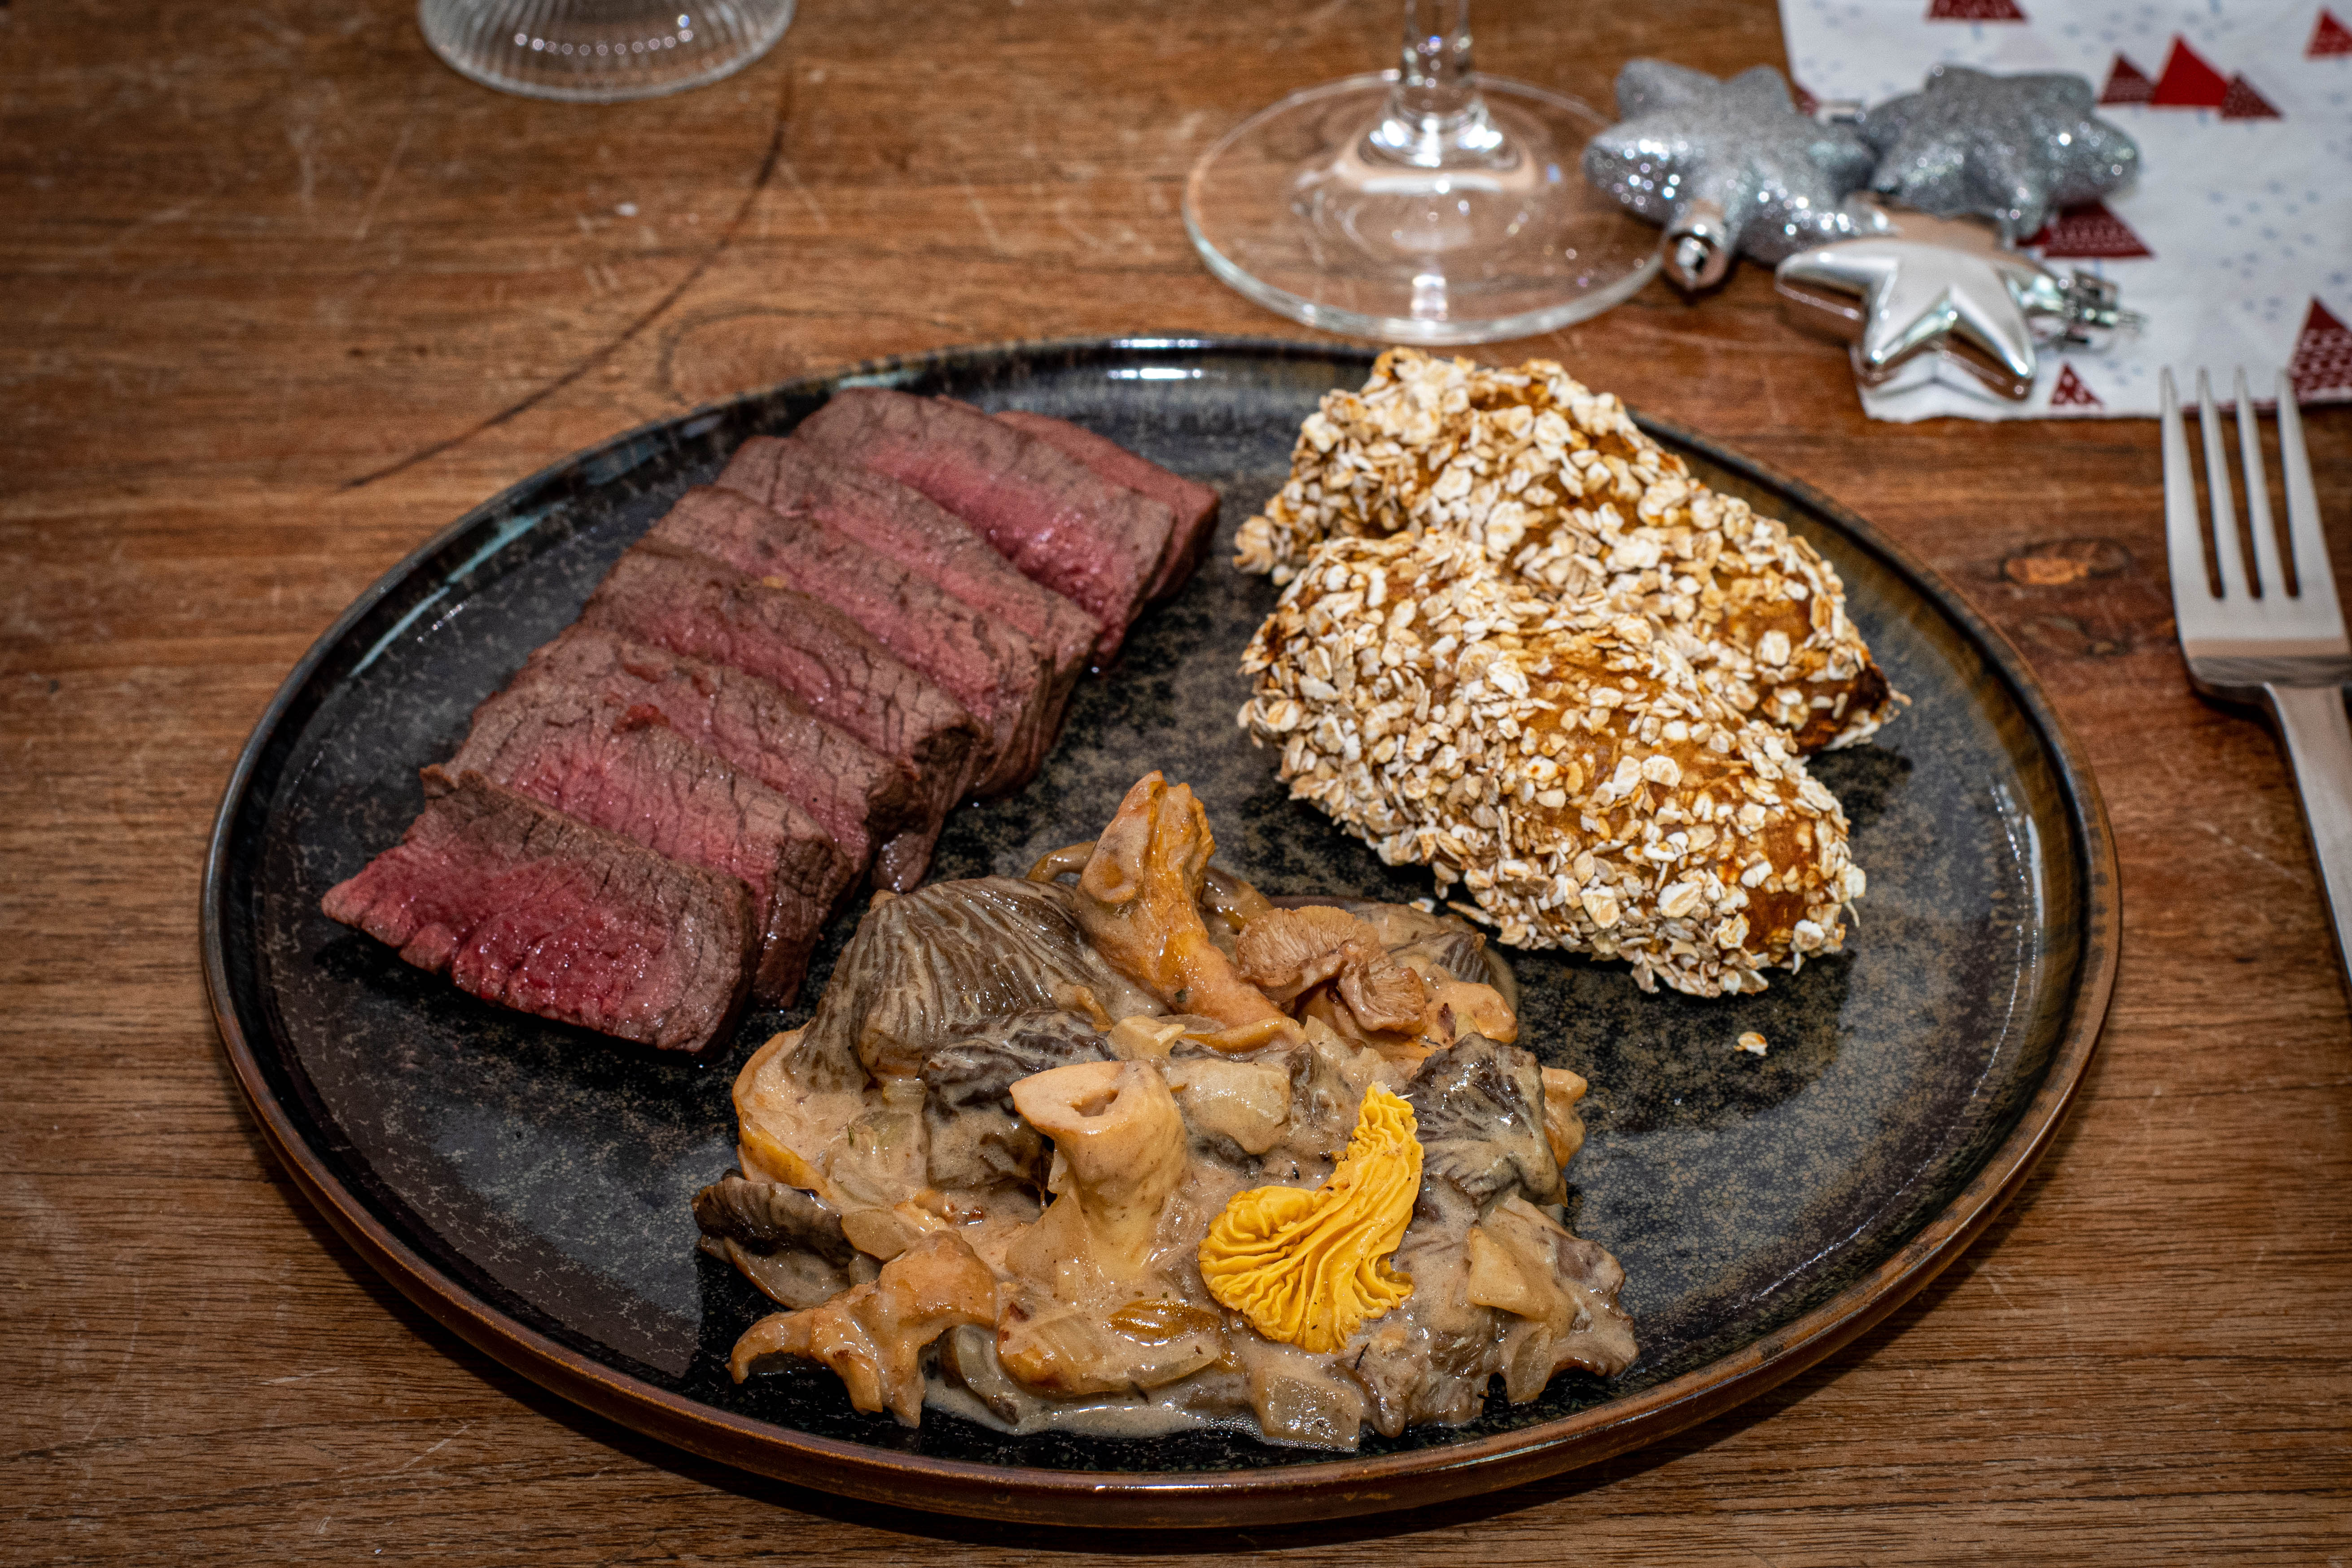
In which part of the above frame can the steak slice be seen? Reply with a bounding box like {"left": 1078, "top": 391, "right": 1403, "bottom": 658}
{"left": 320, "top": 770, "right": 754, "bottom": 1053}
{"left": 449, "top": 683, "right": 854, "bottom": 1003}
{"left": 579, "top": 539, "right": 981, "bottom": 889}
{"left": 994, "top": 409, "right": 1219, "bottom": 602}
{"left": 651, "top": 486, "right": 1054, "bottom": 795}
{"left": 792, "top": 387, "right": 1175, "bottom": 659}
{"left": 719, "top": 436, "right": 1097, "bottom": 694}
{"left": 512, "top": 626, "right": 924, "bottom": 883}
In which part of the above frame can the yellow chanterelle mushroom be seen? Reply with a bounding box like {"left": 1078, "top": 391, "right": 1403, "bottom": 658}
{"left": 1198, "top": 1085, "right": 1423, "bottom": 1353}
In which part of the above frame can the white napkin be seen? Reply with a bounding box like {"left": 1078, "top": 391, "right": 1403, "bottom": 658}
{"left": 1775, "top": 0, "right": 2352, "bottom": 419}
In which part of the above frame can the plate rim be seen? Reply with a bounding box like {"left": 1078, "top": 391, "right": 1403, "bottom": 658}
{"left": 201, "top": 333, "right": 2119, "bottom": 1529}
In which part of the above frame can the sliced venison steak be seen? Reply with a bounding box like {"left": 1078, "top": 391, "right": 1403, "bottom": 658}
{"left": 993, "top": 409, "right": 1219, "bottom": 602}
{"left": 512, "top": 626, "right": 925, "bottom": 883}
{"left": 792, "top": 387, "right": 1175, "bottom": 658}
{"left": 320, "top": 770, "right": 754, "bottom": 1053}
{"left": 448, "top": 684, "right": 854, "bottom": 1003}
{"left": 579, "top": 539, "right": 982, "bottom": 889}
{"left": 718, "top": 436, "right": 1096, "bottom": 692}
{"left": 651, "top": 486, "right": 1054, "bottom": 795}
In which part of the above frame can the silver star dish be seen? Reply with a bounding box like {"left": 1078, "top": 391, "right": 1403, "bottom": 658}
{"left": 1582, "top": 59, "right": 1876, "bottom": 290}
{"left": 1858, "top": 66, "right": 2140, "bottom": 241}
{"left": 1775, "top": 200, "right": 2141, "bottom": 401}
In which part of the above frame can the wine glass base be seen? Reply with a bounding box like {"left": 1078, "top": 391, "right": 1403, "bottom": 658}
{"left": 418, "top": 0, "right": 795, "bottom": 103}
{"left": 1184, "top": 73, "right": 1661, "bottom": 346}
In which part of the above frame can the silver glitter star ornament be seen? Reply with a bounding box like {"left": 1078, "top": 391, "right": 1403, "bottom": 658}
{"left": 1859, "top": 66, "right": 2140, "bottom": 241}
{"left": 1583, "top": 60, "right": 1875, "bottom": 291}
{"left": 1775, "top": 200, "right": 2141, "bottom": 402}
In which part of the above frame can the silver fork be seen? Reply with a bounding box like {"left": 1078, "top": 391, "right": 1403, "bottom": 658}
{"left": 2163, "top": 367, "right": 2352, "bottom": 985}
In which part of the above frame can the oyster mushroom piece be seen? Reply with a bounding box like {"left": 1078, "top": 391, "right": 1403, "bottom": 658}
{"left": 1232, "top": 905, "right": 1387, "bottom": 1008}
{"left": 692, "top": 1173, "right": 876, "bottom": 1308}
{"left": 1269, "top": 895, "right": 1519, "bottom": 1010}
{"left": 1008, "top": 1058, "right": 1189, "bottom": 1278}
{"left": 1463, "top": 1195, "right": 1637, "bottom": 1399}
{"left": 727, "top": 1230, "right": 999, "bottom": 1425}
{"left": 1069, "top": 773, "right": 1297, "bottom": 1037}
{"left": 1237, "top": 904, "right": 1515, "bottom": 1049}
{"left": 1341, "top": 959, "right": 1435, "bottom": 1034}
{"left": 1407, "top": 1036, "right": 1564, "bottom": 1205}
{"left": 692, "top": 1172, "right": 856, "bottom": 1264}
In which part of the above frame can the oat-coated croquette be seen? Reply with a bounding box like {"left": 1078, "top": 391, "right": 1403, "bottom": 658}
{"left": 1233, "top": 349, "right": 1902, "bottom": 753}
{"left": 1240, "top": 532, "right": 1863, "bottom": 998}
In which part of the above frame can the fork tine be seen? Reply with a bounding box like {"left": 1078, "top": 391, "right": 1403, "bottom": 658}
{"left": 2162, "top": 369, "right": 2212, "bottom": 605}
{"left": 2198, "top": 369, "right": 2250, "bottom": 599}
{"left": 2275, "top": 370, "right": 2345, "bottom": 623}
{"left": 2235, "top": 369, "right": 2286, "bottom": 599}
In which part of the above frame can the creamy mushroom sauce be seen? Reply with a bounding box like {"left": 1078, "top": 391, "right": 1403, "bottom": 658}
{"left": 694, "top": 773, "right": 1635, "bottom": 1450}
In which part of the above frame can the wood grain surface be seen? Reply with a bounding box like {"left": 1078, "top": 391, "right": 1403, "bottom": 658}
{"left": 4, "top": 0, "right": 2348, "bottom": 1562}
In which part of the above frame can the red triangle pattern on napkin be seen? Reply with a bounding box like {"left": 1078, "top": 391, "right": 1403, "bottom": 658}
{"left": 2150, "top": 38, "right": 2230, "bottom": 107}
{"left": 2220, "top": 74, "right": 2283, "bottom": 119}
{"left": 2311, "top": 9, "right": 2352, "bottom": 57}
{"left": 2023, "top": 201, "right": 2152, "bottom": 259}
{"left": 2291, "top": 300, "right": 2352, "bottom": 403}
{"left": 2099, "top": 54, "right": 2156, "bottom": 105}
{"left": 2048, "top": 365, "right": 2104, "bottom": 408}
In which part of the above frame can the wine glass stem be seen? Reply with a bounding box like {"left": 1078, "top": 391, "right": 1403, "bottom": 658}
{"left": 1371, "top": 0, "right": 1505, "bottom": 166}
{"left": 1399, "top": 0, "right": 1474, "bottom": 105}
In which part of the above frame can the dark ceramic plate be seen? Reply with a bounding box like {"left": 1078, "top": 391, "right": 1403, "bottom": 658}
{"left": 204, "top": 337, "right": 2116, "bottom": 1529}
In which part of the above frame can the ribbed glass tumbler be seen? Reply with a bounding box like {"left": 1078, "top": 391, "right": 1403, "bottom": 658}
{"left": 418, "top": 0, "right": 795, "bottom": 102}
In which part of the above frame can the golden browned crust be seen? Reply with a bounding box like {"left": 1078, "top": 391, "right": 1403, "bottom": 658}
{"left": 1239, "top": 532, "right": 1862, "bottom": 997}
{"left": 1233, "top": 348, "right": 1902, "bottom": 752}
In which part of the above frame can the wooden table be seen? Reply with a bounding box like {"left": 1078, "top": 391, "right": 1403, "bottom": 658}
{"left": 6, "top": 0, "right": 2348, "bottom": 1560}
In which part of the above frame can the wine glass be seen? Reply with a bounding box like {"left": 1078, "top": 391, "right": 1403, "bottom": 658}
{"left": 418, "top": 0, "right": 795, "bottom": 103}
{"left": 1184, "top": 0, "right": 1660, "bottom": 345}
